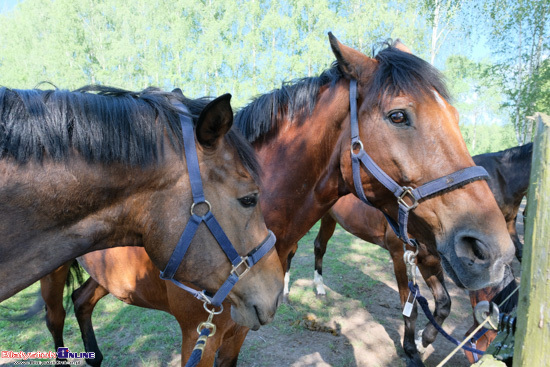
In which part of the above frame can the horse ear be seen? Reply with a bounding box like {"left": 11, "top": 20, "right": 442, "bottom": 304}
{"left": 196, "top": 94, "right": 233, "bottom": 149}
{"left": 328, "top": 32, "right": 373, "bottom": 80}
{"left": 172, "top": 88, "right": 184, "bottom": 96}
{"left": 393, "top": 39, "right": 412, "bottom": 54}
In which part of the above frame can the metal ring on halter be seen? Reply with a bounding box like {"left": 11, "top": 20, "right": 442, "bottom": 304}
{"left": 190, "top": 200, "right": 212, "bottom": 216}
{"left": 203, "top": 302, "right": 224, "bottom": 315}
{"left": 403, "top": 242, "right": 420, "bottom": 256}
{"left": 350, "top": 140, "right": 364, "bottom": 155}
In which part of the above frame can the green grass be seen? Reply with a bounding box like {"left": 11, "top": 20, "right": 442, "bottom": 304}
{"left": 0, "top": 221, "right": 398, "bottom": 366}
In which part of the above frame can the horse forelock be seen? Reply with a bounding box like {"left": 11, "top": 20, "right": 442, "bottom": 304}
{"left": 0, "top": 86, "right": 258, "bottom": 174}
{"left": 366, "top": 43, "right": 451, "bottom": 108}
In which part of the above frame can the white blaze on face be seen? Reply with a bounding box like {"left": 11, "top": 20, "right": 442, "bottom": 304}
{"left": 433, "top": 90, "right": 446, "bottom": 108}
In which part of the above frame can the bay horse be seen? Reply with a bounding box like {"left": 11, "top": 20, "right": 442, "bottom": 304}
{"left": 0, "top": 86, "right": 283, "bottom": 328}
{"left": 41, "top": 34, "right": 515, "bottom": 366}
{"left": 40, "top": 252, "right": 243, "bottom": 367}
{"left": 299, "top": 143, "right": 532, "bottom": 364}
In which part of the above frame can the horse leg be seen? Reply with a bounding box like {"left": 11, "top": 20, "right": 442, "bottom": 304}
{"left": 313, "top": 214, "right": 337, "bottom": 297}
{"left": 388, "top": 237, "right": 424, "bottom": 367}
{"left": 215, "top": 324, "right": 249, "bottom": 367}
{"left": 416, "top": 259, "right": 451, "bottom": 349}
{"left": 41, "top": 262, "right": 73, "bottom": 366}
{"left": 283, "top": 246, "right": 297, "bottom": 303}
{"left": 72, "top": 277, "right": 109, "bottom": 367}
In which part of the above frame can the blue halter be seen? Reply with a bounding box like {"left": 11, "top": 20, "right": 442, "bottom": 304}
{"left": 348, "top": 79, "right": 490, "bottom": 248}
{"left": 160, "top": 101, "right": 276, "bottom": 308}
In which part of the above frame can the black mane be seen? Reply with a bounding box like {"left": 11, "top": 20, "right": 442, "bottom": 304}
{"left": 235, "top": 66, "right": 342, "bottom": 143}
{"left": 0, "top": 85, "right": 259, "bottom": 179}
{"left": 235, "top": 41, "right": 449, "bottom": 143}
{"left": 502, "top": 142, "right": 533, "bottom": 164}
{"left": 473, "top": 143, "right": 533, "bottom": 167}
{"left": 367, "top": 42, "right": 450, "bottom": 107}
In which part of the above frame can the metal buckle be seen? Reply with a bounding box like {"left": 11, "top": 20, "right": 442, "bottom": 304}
{"left": 398, "top": 187, "right": 418, "bottom": 210}
{"left": 230, "top": 257, "right": 251, "bottom": 278}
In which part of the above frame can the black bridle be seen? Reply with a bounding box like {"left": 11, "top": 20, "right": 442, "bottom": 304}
{"left": 159, "top": 102, "right": 276, "bottom": 308}
{"left": 348, "top": 79, "right": 490, "bottom": 250}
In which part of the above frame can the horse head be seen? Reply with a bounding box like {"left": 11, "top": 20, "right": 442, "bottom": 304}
{"left": 329, "top": 34, "right": 514, "bottom": 290}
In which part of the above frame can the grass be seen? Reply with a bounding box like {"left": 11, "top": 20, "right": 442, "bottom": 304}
{"left": 0, "top": 221, "right": 398, "bottom": 366}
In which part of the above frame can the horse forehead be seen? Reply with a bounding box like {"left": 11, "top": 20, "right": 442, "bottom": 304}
{"left": 202, "top": 149, "right": 250, "bottom": 183}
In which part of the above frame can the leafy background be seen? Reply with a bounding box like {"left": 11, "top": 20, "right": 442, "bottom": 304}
{"left": 0, "top": 0, "right": 548, "bottom": 154}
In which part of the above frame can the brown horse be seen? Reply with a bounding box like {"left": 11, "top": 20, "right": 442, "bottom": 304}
{"left": 300, "top": 143, "right": 532, "bottom": 363}
{"left": 0, "top": 86, "right": 283, "bottom": 328}
{"left": 41, "top": 252, "right": 245, "bottom": 367}
{"left": 41, "top": 34, "right": 514, "bottom": 367}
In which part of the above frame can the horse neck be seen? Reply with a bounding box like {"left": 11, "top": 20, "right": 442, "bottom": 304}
{"left": 255, "top": 83, "right": 351, "bottom": 251}
{"left": 507, "top": 150, "right": 532, "bottom": 196}
{"left": 497, "top": 152, "right": 531, "bottom": 218}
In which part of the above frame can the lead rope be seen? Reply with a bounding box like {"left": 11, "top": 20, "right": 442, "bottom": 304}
{"left": 435, "top": 285, "right": 520, "bottom": 367}
{"left": 184, "top": 303, "right": 224, "bottom": 367}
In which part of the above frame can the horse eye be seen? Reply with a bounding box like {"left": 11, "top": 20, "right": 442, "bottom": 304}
{"left": 389, "top": 111, "right": 407, "bottom": 124}
{"left": 238, "top": 194, "right": 258, "bottom": 208}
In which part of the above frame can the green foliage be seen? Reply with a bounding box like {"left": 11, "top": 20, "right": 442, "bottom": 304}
{"left": 460, "top": 123, "right": 517, "bottom": 155}
{"left": 0, "top": 0, "right": 433, "bottom": 107}
{"left": 443, "top": 54, "right": 517, "bottom": 153}
{"left": 0, "top": 0, "right": 544, "bottom": 150}
{"left": 475, "top": 0, "right": 550, "bottom": 144}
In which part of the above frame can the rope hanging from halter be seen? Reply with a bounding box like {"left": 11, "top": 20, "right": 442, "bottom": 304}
{"left": 184, "top": 302, "right": 223, "bottom": 367}
{"left": 184, "top": 328, "right": 211, "bottom": 367}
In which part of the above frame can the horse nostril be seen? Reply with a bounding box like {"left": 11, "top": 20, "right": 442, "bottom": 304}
{"left": 456, "top": 235, "right": 490, "bottom": 263}
{"left": 468, "top": 237, "right": 488, "bottom": 260}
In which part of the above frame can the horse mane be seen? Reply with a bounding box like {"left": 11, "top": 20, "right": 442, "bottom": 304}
{"left": 502, "top": 142, "right": 533, "bottom": 164}
{"left": 234, "top": 66, "right": 342, "bottom": 143}
{"left": 0, "top": 85, "right": 259, "bottom": 179}
{"left": 235, "top": 40, "right": 449, "bottom": 143}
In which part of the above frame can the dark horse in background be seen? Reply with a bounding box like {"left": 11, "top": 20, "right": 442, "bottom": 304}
{"left": 0, "top": 86, "right": 284, "bottom": 328}
{"left": 298, "top": 143, "right": 532, "bottom": 363}
{"left": 36, "top": 34, "right": 515, "bottom": 367}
